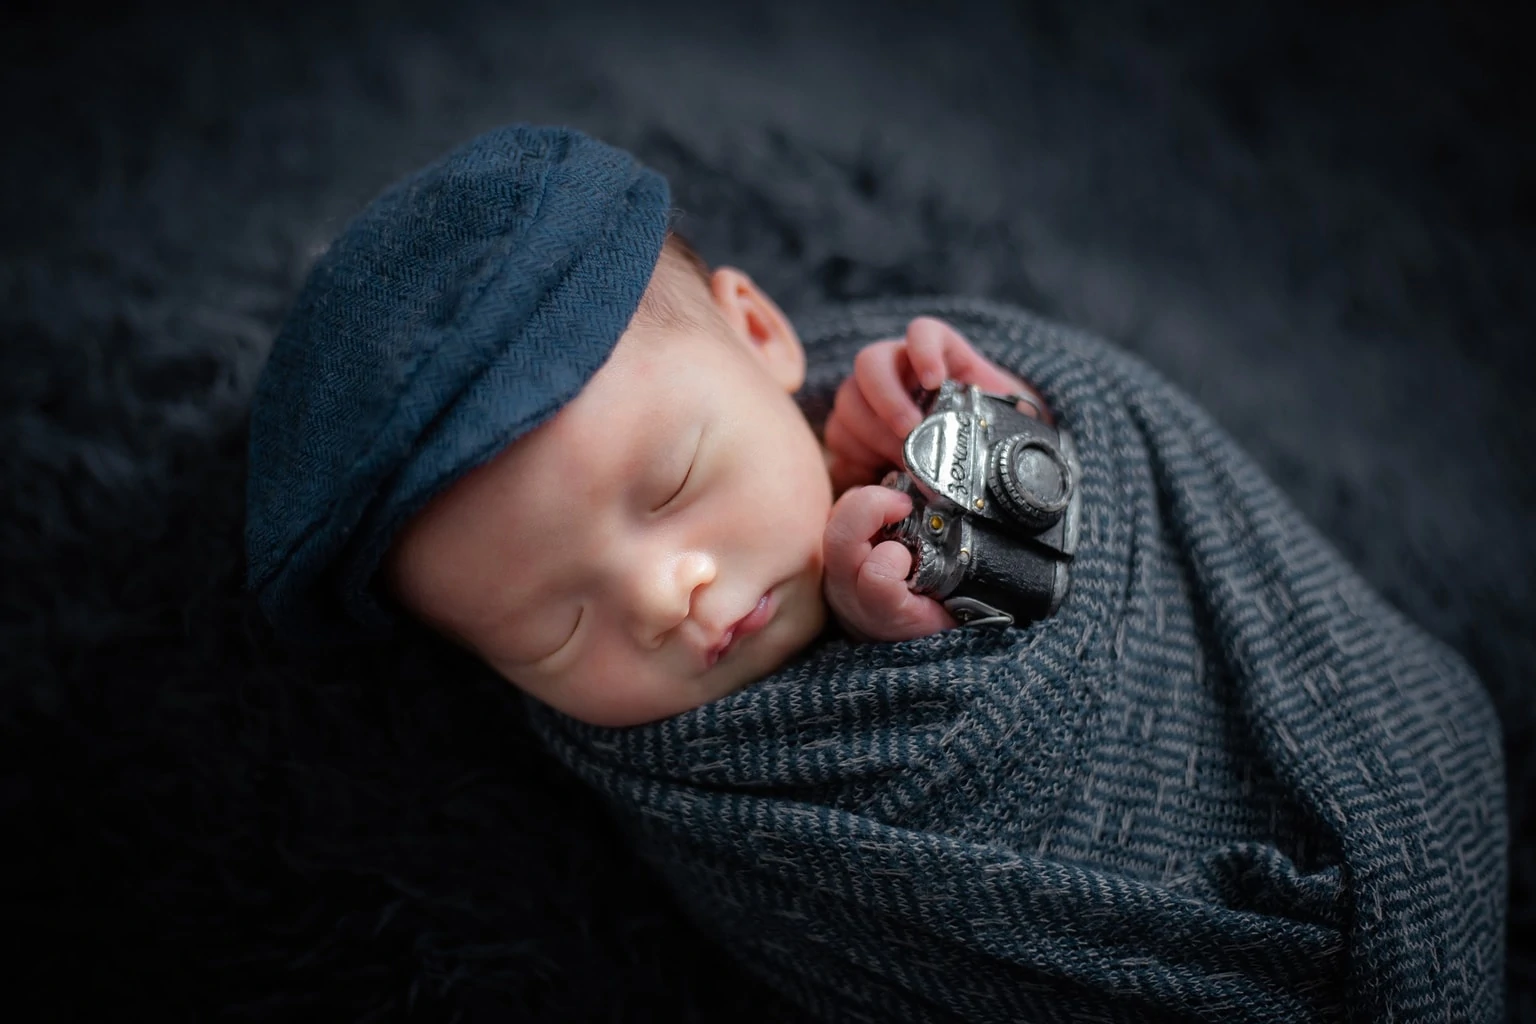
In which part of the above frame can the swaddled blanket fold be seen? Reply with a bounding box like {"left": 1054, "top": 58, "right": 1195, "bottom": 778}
{"left": 527, "top": 298, "right": 1505, "bottom": 1022}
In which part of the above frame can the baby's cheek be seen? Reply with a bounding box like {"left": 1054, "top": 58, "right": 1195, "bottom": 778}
{"left": 564, "top": 646, "right": 647, "bottom": 722}
{"left": 777, "top": 570, "right": 829, "bottom": 658}
{"left": 578, "top": 641, "right": 719, "bottom": 726}
{"left": 487, "top": 644, "right": 631, "bottom": 727}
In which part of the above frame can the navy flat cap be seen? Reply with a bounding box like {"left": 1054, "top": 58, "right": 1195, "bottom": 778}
{"left": 245, "top": 124, "right": 671, "bottom": 646}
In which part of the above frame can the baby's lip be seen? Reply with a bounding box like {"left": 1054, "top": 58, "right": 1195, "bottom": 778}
{"left": 704, "top": 591, "right": 776, "bottom": 670}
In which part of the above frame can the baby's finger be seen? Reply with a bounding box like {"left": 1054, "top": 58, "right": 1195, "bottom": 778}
{"left": 856, "top": 541, "right": 957, "bottom": 637}
{"left": 857, "top": 538, "right": 913, "bottom": 589}
{"left": 830, "top": 373, "right": 907, "bottom": 468}
{"left": 823, "top": 405, "right": 887, "bottom": 476}
{"left": 828, "top": 457, "right": 880, "bottom": 495}
{"left": 903, "top": 316, "right": 956, "bottom": 392}
{"left": 851, "top": 540, "right": 917, "bottom": 622}
{"left": 852, "top": 341, "right": 925, "bottom": 439}
{"left": 906, "top": 316, "right": 1054, "bottom": 424}
{"left": 825, "top": 484, "right": 914, "bottom": 544}
{"left": 906, "top": 316, "right": 1006, "bottom": 389}
{"left": 823, "top": 486, "right": 913, "bottom": 578}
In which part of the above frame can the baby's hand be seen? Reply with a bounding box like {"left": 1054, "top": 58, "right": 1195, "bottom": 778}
{"left": 824, "top": 316, "right": 1050, "bottom": 493}
{"left": 823, "top": 484, "right": 955, "bottom": 643}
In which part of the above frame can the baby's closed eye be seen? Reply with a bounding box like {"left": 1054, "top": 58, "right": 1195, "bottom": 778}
{"left": 497, "top": 605, "right": 584, "bottom": 669}
{"left": 649, "top": 423, "right": 704, "bottom": 513}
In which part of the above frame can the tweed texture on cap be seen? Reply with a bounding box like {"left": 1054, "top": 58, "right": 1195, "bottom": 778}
{"left": 527, "top": 297, "right": 1506, "bottom": 1022}
{"left": 244, "top": 124, "right": 670, "bottom": 644}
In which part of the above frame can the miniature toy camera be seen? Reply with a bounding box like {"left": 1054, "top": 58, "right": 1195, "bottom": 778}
{"left": 881, "top": 380, "right": 1081, "bottom": 627}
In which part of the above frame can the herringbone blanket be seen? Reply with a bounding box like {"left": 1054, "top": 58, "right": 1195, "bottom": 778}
{"left": 528, "top": 298, "right": 1506, "bottom": 1022}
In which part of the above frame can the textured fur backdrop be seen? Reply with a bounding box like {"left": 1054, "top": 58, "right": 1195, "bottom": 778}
{"left": 3, "top": 0, "right": 1531, "bottom": 1019}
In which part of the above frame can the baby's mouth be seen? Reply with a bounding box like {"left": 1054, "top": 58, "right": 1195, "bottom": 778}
{"left": 705, "top": 591, "right": 775, "bottom": 669}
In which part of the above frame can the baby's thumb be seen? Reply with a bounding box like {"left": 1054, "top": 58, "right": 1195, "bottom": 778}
{"left": 858, "top": 540, "right": 957, "bottom": 639}
{"left": 853, "top": 540, "right": 935, "bottom": 632}
{"left": 859, "top": 539, "right": 913, "bottom": 590}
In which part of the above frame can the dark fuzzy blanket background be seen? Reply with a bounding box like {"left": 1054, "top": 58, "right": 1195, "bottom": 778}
{"left": 3, "top": 0, "right": 1531, "bottom": 1019}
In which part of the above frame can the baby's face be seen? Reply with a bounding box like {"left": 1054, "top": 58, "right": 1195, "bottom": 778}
{"left": 387, "top": 270, "right": 833, "bottom": 726}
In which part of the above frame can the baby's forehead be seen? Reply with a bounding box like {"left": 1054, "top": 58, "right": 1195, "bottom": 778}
{"left": 392, "top": 340, "right": 697, "bottom": 592}
{"left": 505, "top": 342, "right": 686, "bottom": 478}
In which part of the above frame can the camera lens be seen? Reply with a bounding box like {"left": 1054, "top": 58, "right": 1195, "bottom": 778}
{"left": 987, "top": 434, "right": 1073, "bottom": 529}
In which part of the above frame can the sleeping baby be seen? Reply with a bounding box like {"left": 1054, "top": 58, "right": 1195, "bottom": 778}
{"left": 380, "top": 248, "right": 1050, "bottom": 727}
{"left": 245, "top": 125, "right": 1506, "bottom": 1022}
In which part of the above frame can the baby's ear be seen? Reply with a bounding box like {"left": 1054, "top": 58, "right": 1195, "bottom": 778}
{"left": 709, "top": 268, "right": 805, "bottom": 392}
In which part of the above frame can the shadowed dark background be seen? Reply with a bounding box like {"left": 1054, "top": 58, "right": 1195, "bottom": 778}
{"left": 3, "top": 0, "right": 1531, "bottom": 1018}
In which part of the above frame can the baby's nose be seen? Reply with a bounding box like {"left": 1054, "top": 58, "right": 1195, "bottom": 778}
{"left": 630, "top": 550, "right": 715, "bottom": 645}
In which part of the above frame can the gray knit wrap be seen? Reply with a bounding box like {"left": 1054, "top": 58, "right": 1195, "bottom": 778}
{"left": 525, "top": 297, "right": 1505, "bottom": 1022}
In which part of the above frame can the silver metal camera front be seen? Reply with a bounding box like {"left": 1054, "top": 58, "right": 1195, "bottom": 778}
{"left": 900, "top": 380, "right": 984, "bottom": 516}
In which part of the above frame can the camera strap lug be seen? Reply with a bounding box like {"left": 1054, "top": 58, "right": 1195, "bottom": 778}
{"left": 943, "top": 596, "right": 1015, "bottom": 629}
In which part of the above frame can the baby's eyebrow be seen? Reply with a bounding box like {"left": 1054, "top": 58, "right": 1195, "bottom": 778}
{"left": 524, "top": 404, "right": 693, "bottom": 566}
{"left": 607, "top": 415, "right": 691, "bottom": 503}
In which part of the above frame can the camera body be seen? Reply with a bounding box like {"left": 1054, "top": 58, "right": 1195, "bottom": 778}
{"left": 880, "top": 380, "right": 1081, "bottom": 627}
